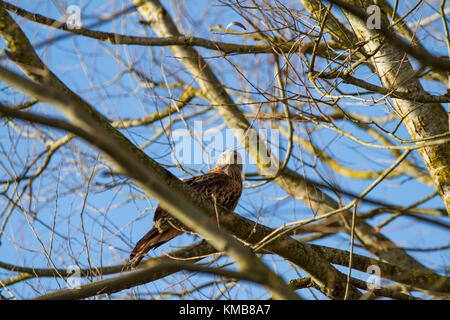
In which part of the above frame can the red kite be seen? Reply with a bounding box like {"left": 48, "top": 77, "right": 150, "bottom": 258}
{"left": 129, "top": 151, "right": 243, "bottom": 267}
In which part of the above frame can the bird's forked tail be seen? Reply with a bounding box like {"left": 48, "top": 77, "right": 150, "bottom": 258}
{"left": 128, "top": 228, "right": 180, "bottom": 268}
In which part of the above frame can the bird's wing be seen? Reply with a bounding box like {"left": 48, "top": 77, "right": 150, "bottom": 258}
{"left": 152, "top": 172, "right": 232, "bottom": 222}
{"left": 185, "top": 172, "right": 242, "bottom": 210}
{"left": 130, "top": 170, "right": 242, "bottom": 267}
{"left": 185, "top": 171, "right": 232, "bottom": 197}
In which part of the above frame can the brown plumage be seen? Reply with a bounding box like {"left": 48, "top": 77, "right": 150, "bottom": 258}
{"left": 129, "top": 151, "right": 243, "bottom": 267}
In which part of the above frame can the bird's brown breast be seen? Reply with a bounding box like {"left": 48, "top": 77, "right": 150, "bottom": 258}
{"left": 189, "top": 171, "right": 242, "bottom": 210}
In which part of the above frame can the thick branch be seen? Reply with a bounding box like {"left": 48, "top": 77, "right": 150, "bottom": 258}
{"left": 334, "top": 0, "right": 450, "bottom": 213}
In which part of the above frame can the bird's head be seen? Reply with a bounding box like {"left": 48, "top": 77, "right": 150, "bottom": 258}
{"left": 213, "top": 150, "right": 243, "bottom": 177}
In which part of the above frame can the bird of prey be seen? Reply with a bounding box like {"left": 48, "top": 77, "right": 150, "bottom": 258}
{"left": 129, "top": 150, "right": 243, "bottom": 267}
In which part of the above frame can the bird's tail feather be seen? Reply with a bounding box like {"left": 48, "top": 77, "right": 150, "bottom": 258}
{"left": 128, "top": 228, "right": 180, "bottom": 268}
